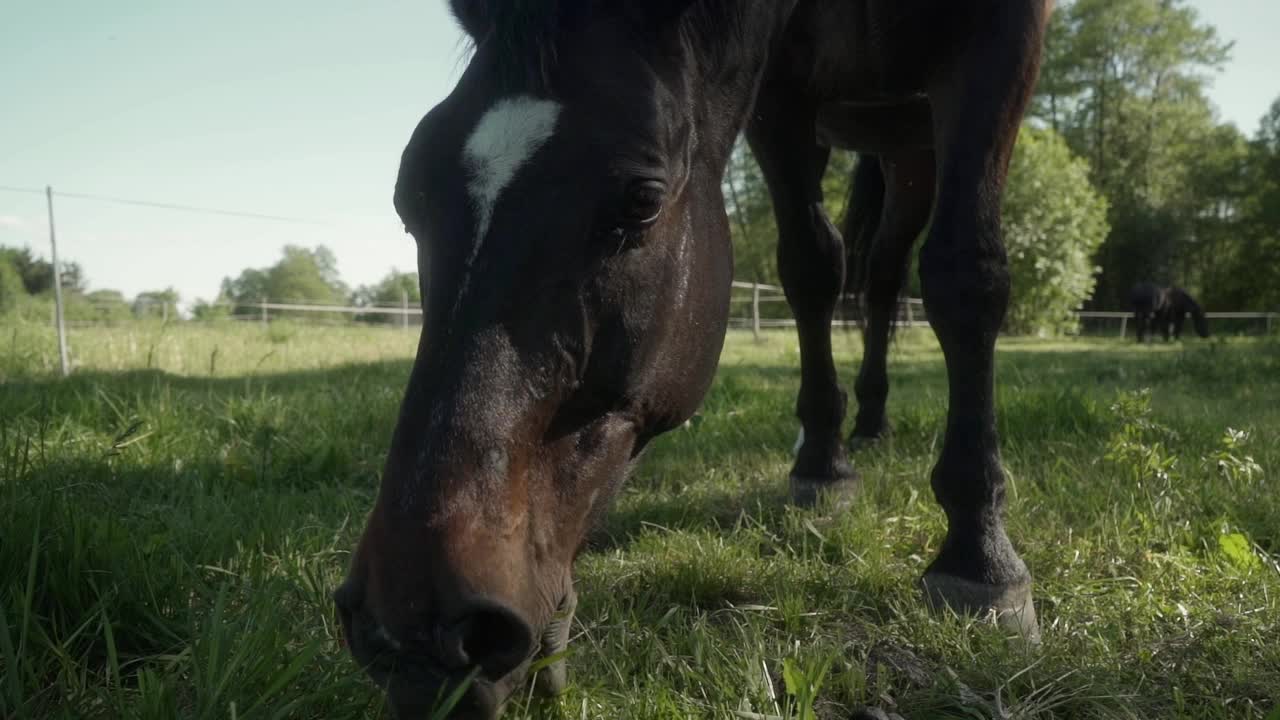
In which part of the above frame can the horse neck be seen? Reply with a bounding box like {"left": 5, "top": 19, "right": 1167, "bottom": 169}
{"left": 1171, "top": 288, "right": 1193, "bottom": 310}
{"left": 1176, "top": 288, "right": 1206, "bottom": 316}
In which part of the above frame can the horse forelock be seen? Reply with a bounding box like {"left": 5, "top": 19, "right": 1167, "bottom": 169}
{"left": 490, "top": 0, "right": 564, "bottom": 91}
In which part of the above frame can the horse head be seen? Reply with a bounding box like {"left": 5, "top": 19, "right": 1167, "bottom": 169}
{"left": 335, "top": 2, "right": 785, "bottom": 715}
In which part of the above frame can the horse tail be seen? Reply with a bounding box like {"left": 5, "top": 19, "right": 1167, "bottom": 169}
{"left": 1177, "top": 288, "right": 1210, "bottom": 337}
{"left": 842, "top": 154, "right": 885, "bottom": 310}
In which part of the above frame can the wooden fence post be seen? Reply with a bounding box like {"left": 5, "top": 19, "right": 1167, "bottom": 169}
{"left": 752, "top": 283, "right": 761, "bottom": 342}
{"left": 46, "top": 187, "right": 70, "bottom": 376}
{"left": 260, "top": 298, "right": 268, "bottom": 327}
{"left": 401, "top": 289, "right": 410, "bottom": 331}
{"left": 1119, "top": 316, "right": 1128, "bottom": 338}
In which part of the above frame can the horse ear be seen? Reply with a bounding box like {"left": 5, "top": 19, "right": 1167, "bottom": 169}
{"left": 450, "top": 0, "right": 492, "bottom": 39}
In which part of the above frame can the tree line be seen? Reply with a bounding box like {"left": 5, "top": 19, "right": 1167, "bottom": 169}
{"left": 0, "top": 246, "right": 180, "bottom": 323}
{"left": 1038, "top": 0, "right": 1279, "bottom": 310}
{"left": 5, "top": 0, "right": 1276, "bottom": 334}
{"left": 202, "top": 245, "right": 419, "bottom": 324}
{"left": 725, "top": 0, "right": 1280, "bottom": 331}
{"left": 0, "top": 243, "right": 418, "bottom": 326}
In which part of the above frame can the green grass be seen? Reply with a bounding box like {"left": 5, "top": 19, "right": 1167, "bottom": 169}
{"left": 1, "top": 321, "right": 1278, "bottom": 719}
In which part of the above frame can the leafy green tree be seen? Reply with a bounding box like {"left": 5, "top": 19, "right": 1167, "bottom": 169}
{"left": 1030, "top": 0, "right": 1233, "bottom": 306}
{"left": 220, "top": 268, "right": 269, "bottom": 313}
{"left": 723, "top": 138, "right": 777, "bottom": 287}
{"left": 0, "top": 246, "right": 85, "bottom": 295}
{"left": 60, "top": 262, "right": 86, "bottom": 294}
{"left": 1180, "top": 124, "right": 1253, "bottom": 308}
{"left": 1220, "top": 98, "right": 1280, "bottom": 310}
{"left": 267, "top": 246, "right": 347, "bottom": 305}
{"left": 1002, "top": 127, "right": 1110, "bottom": 335}
{"left": 133, "top": 288, "right": 180, "bottom": 320}
{"left": 191, "top": 299, "right": 231, "bottom": 321}
{"left": 0, "top": 256, "right": 24, "bottom": 316}
{"left": 77, "top": 290, "right": 133, "bottom": 323}
{"left": 722, "top": 138, "right": 856, "bottom": 291}
{"left": 352, "top": 270, "right": 420, "bottom": 324}
{"left": 219, "top": 245, "right": 348, "bottom": 317}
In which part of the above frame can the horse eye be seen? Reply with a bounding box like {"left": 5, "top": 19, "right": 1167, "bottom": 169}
{"left": 619, "top": 179, "right": 666, "bottom": 229}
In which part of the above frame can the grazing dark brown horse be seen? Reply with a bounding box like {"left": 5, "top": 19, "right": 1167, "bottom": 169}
{"left": 336, "top": 1, "right": 1051, "bottom": 716}
{"left": 1130, "top": 282, "right": 1210, "bottom": 343}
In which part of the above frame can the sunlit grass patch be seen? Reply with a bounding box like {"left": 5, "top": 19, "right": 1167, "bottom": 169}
{"left": 1, "top": 325, "right": 1277, "bottom": 718}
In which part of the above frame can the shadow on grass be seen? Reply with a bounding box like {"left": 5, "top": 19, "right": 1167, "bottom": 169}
{"left": 5, "top": 341, "right": 1274, "bottom": 552}
{"left": 4, "top": 340, "right": 1278, "bottom": 717}
{"left": 6, "top": 339, "right": 1276, "bottom": 505}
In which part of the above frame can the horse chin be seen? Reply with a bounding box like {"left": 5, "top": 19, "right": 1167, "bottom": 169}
{"left": 391, "top": 588, "right": 578, "bottom": 718}
{"left": 386, "top": 675, "right": 508, "bottom": 720}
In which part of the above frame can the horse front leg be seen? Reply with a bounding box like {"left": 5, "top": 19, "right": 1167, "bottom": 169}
{"left": 749, "top": 96, "right": 857, "bottom": 510}
{"left": 850, "top": 152, "right": 934, "bottom": 447}
{"left": 915, "top": 1, "right": 1049, "bottom": 642}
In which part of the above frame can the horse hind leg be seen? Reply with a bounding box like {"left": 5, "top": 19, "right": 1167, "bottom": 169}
{"left": 849, "top": 151, "right": 934, "bottom": 448}
{"left": 748, "top": 94, "right": 857, "bottom": 510}
{"left": 915, "top": 2, "right": 1050, "bottom": 642}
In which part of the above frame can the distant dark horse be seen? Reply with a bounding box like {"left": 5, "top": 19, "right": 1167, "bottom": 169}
{"left": 1130, "top": 283, "right": 1209, "bottom": 343}
{"left": 337, "top": 2, "right": 1051, "bottom": 716}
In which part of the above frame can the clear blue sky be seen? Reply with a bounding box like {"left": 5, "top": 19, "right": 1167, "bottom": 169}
{"left": 1, "top": 1, "right": 1276, "bottom": 306}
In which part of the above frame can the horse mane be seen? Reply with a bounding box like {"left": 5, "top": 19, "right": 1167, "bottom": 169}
{"left": 449, "top": 0, "right": 563, "bottom": 90}
{"left": 678, "top": 1, "right": 752, "bottom": 65}
{"left": 452, "top": 0, "right": 751, "bottom": 93}
{"left": 490, "top": 0, "right": 563, "bottom": 90}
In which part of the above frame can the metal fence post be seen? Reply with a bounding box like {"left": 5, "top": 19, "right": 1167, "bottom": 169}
{"left": 46, "top": 187, "right": 70, "bottom": 376}
{"left": 751, "top": 282, "right": 761, "bottom": 342}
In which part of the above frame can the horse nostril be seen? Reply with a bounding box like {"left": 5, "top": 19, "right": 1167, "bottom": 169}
{"left": 456, "top": 602, "right": 535, "bottom": 679}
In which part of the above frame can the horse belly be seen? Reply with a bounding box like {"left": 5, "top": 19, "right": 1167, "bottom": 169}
{"left": 794, "top": 0, "right": 968, "bottom": 102}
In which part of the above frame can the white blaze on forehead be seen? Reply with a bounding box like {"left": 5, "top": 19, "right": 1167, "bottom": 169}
{"left": 462, "top": 95, "right": 562, "bottom": 243}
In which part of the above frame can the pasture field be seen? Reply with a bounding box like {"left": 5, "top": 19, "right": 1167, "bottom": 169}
{"left": 2, "top": 322, "right": 1278, "bottom": 719}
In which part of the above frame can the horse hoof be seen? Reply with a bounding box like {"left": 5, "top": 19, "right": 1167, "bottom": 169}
{"left": 848, "top": 433, "right": 885, "bottom": 452}
{"left": 533, "top": 588, "right": 577, "bottom": 697}
{"left": 849, "top": 421, "right": 890, "bottom": 452}
{"left": 920, "top": 572, "right": 1040, "bottom": 644}
{"left": 789, "top": 474, "right": 861, "bottom": 511}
